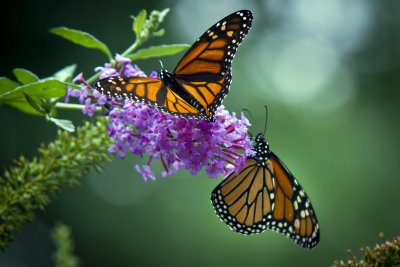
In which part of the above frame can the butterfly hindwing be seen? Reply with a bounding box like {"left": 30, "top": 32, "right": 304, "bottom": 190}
{"left": 96, "top": 77, "right": 165, "bottom": 106}
{"left": 211, "top": 158, "right": 275, "bottom": 233}
{"left": 96, "top": 76, "right": 205, "bottom": 119}
{"left": 211, "top": 133, "right": 320, "bottom": 249}
{"left": 176, "top": 71, "right": 232, "bottom": 118}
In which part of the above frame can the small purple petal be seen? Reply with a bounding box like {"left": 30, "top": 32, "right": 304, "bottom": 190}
{"left": 95, "top": 63, "right": 119, "bottom": 79}
{"left": 115, "top": 54, "right": 131, "bottom": 63}
{"left": 148, "top": 71, "right": 158, "bottom": 79}
{"left": 124, "top": 64, "right": 147, "bottom": 77}
{"left": 135, "top": 165, "right": 156, "bottom": 181}
{"left": 72, "top": 73, "right": 83, "bottom": 83}
{"left": 82, "top": 98, "right": 96, "bottom": 117}
{"left": 64, "top": 87, "right": 73, "bottom": 103}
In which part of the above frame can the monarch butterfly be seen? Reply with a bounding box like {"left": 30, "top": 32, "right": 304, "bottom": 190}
{"left": 95, "top": 10, "right": 253, "bottom": 121}
{"left": 211, "top": 110, "right": 320, "bottom": 249}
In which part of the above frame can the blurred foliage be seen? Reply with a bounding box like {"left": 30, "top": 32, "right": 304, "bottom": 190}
{"left": 0, "top": 119, "right": 112, "bottom": 249}
{"left": 0, "top": 6, "right": 190, "bottom": 253}
{"left": 52, "top": 223, "right": 80, "bottom": 267}
{"left": 333, "top": 234, "right": 400, "bottom": 267}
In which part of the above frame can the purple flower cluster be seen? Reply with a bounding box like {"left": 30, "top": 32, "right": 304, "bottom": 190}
{"left": 107, "top": 101, "right": 252, "bottom": 180}
{"left": 65, "top": 55, "right": 253, "bottom": 181}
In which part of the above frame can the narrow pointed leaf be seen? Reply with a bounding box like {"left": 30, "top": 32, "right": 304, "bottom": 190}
{"left": 127, "top": 44, "right": 189, "bottom": 61}
{"left": 13, "top": 68, "right": 39, "bottom": 84}
{"left": 48, "top": 117, "right": 75, "bottom": 132}
{"left": 0, "top": 79, "right": 67, "bottom": 100}
{"left": 50, "top": 27, "right": 111, "bottom": 59}
{"left": 52, "top": 64, "right": 77, "bottom": 82}
{"left": 0, "top": 77, "right": 20, "bottom": 96}
{"left": 158, "top": 8, "right": 170, "bottom": 23}
{"left": 133, "top": 10, "right": 147, "bottom": 36}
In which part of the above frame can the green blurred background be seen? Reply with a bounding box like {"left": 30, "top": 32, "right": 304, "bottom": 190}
{"left": 1, "top": 0, "right": 400, "bottom": 266}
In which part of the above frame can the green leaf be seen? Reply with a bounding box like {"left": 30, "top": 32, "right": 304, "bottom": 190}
{"left": 133, "top": 10, "right": 147, "bottom": 37}
{"left": 13, "top": 68, "right": 39, "bottom": 84}
{"left": 50, "top": 27, "right": 112, "bottom": 59}
{"left": 128, "top": 44, "right": 189, "bottom": 61}
{"left": 63, "top": 82, "right": 80, "bottom": 89}
{"left": 48, "top": 117, "right": 75, "bottom": 132}
{"left": 23, "top": 93, "right": 45, "bottom": 114}
{"left": 52, "top": 64, "right": 77, "bottom": 82}
{"left": 0, "top": 77, "right": 20, "bottom": 95}
{"left": 5, "top": 99, "right": 43, "bottom": 116}
{"left": 158, "top": 8, "right": 170, "bottom": 23}
{"left": 152, "top": 29, "right": 165, "bottom": 37}
{"left": 0, "top": 79, "right": 67, "bottom": 100}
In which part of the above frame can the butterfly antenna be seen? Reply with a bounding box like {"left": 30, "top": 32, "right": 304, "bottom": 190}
{"left": 159, "top": 60, "right": 165, "bottom": 70}
{"left": 248, "top": 132, "right": 253, "bottom": 141}
{"left": 242, "top": 108, "right": 258, "bottom": 137}
{"left": 263, "top": 105, "right": 269, "bottom": 135}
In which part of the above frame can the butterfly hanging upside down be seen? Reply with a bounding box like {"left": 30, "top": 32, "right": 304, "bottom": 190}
{"left": 95, "top": 10, "right": 253, "bottom": 122}
{"left": 211, "top": 116, "right": 320, "bottom": 249}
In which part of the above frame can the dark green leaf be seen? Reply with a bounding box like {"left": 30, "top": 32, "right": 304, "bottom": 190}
{"left": 5, "top": 99, "right": 43, "bottom": 116}
{"left": 0, "top": 79, "right": 67, "bottom": 100}
{"left": 0, "top": 77, "right": 20, "bottom": 96}
{"left": 127, "top": 44, "right": 189, "bottom": 61}
{"left": 50, "top": 27, "right": 111, "bottom": 59}
{"left": 48, "top": 117, "right": 75, "bottom": 132}
{"left": 52, "top": 64, "right": 77, "bottom": 82}
{"left": 13, "top": 69, "right": 39, "bottom": 84}
{"left": 23, "top": 93, "right": 45, "bottom": 114}
{"left": 133, "top": 10, "right": 147, "bottom": 37}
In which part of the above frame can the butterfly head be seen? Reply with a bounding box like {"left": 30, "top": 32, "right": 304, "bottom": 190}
{"left": 158, "top": 69, "right": 170, "bottom": 80}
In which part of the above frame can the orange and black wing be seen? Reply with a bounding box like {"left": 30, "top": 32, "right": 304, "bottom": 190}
{"left": 95, "top": 76, "right": 204, "bottom": 118}
{"left": 267, "top": 152, "right": 320, "bottom": 249}
{"left": 211, "top": 154, "right": 320, "bottom": 249}
{"left": 174, "top": 10, "right": 253, "bottom": 119}
{"left": 211, "top": 158, "right": 276, "bottom": 234}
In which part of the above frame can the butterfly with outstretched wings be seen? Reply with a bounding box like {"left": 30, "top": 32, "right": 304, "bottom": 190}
{"left": 211, "top": 132, "right": 320, "bottom": 249}
{"left": 95, "top": 10, "right": 253, "bottom": 121}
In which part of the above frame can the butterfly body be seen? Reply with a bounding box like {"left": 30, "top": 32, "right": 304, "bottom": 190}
{"left": 253, "top": 133, "right": 270, "bottom": 166}
{"left": 211, "top": 133, "right": 320, "bottom": 249}
{"left": 95, "top": 10, "right": 253, "bottom": 121}
{"left": 157, "top": 70, "right": 206, "bottom": 115}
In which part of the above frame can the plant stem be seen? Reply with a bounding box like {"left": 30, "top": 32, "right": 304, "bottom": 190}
{"left": 85, "top": 39, "right": 141, "bottom": 85}
{"left": 55, "top": 102, "right": 101, "bottom": 112}
{"left": 121, "top": 39, "right": 141, "bottom": 57}
{"left": 86, "top": 72, "right": 101, "bottom": 85}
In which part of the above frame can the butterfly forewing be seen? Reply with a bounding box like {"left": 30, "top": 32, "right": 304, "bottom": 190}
{"left": 174, "top": 10, "right": 253, "bottom": 77}
{"left": 174, "top": 11, "right": 252, "bottom": 118}
{"left": 211, "top": 133, "right": 320, "bottom": 249}
{"left": 268, "top": 152, "right": 320, "bottom": 249}
{"left": 95, "top": 10, "right": 253, "bottom": 121}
